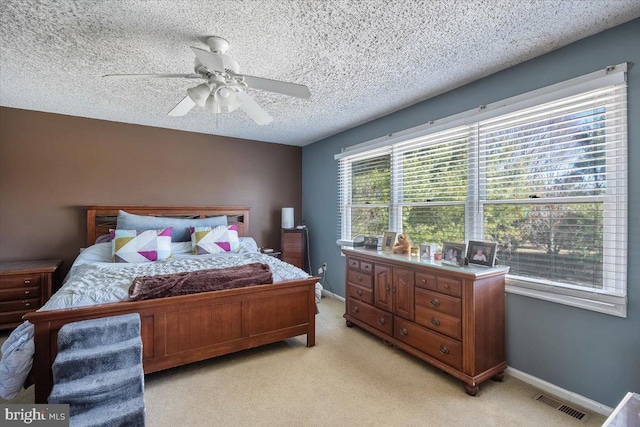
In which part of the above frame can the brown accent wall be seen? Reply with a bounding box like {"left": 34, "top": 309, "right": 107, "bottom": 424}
{"left": 0, "top": 107, "right": 302, "bottom": 276}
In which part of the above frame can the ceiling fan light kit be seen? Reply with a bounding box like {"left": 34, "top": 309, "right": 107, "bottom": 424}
{"left": 103, "top": 36, "right": 310, "bottom": 125}
{"left": 186, "top": 83, "right": 212, "bottom": 107}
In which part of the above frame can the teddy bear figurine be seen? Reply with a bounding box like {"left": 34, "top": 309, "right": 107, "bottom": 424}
{"left": 392, "top": 233, "right": 412, "bottom": 254}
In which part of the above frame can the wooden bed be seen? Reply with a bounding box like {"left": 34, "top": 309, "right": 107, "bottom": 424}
{"left": 24, "top": 205, "right": 318, "bottom": 403}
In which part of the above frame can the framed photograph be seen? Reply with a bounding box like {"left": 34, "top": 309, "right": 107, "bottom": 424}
{"left": 441, "top": 242, "right": 466, "bottom": 267}
{"left": 466, "top": 241, "right": 498, "bottom": 267}
{"left": 419, "top": 243, "right": 439, "bottom": 260}
{"left": 382, "top": 231, "right": 397, "bottom": 251}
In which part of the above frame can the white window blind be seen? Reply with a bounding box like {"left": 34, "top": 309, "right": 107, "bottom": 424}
{"left": 336, "top": 64, "right": 628, "bottom": 317}
{"left": 338, "top": 147, "right": 391, "bottom": 240}
{"left": 394, "top": 126, "right": 470, "bottom": 244}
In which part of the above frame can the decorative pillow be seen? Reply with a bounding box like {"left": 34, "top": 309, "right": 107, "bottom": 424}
{"left": 190, "top": 225, "right": 240, "bottom": 255}
{"left": 112, "top": 228, "right": 173, "bottom": 263}
{"left": 116, "top": 210, "right": 227, "bottom": 242}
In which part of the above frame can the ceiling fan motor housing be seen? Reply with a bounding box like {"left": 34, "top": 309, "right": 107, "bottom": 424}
{"left": 205, "top": 36, "right": 230, "bottom": 54}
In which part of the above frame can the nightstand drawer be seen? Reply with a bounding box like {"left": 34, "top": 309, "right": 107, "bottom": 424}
{"left": 0, "top": 260, "right": 61, "bottom": 331}
{"left": 0, "top": 311, "right": 29, "bottom": 327}
{"left": 0, "top": 274, "right": 42, "bottom": 289}
{"left": 0, "top": 298, "right": 40, "bottom": 312}
{"left": 0, "top": 286, "right": 41, "bottom": 301}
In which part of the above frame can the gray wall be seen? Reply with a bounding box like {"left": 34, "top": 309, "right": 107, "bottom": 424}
{"left": 302, "top": 19, "right": 639, "bottom": 407}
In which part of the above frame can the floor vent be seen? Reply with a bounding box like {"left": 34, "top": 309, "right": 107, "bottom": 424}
{"left": 533, "top": 393, "right": 590, "bottom": 422}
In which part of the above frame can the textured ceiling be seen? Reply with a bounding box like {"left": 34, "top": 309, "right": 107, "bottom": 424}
{"left": 1, "top": 1, "right": 639, "bottom": 146}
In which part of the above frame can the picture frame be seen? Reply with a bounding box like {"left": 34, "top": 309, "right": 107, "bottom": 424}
{"left": 441, "top": 242, "right": 466, "bottom": 267}
{"left": 466, "top": 241, "right": 498, "bottom": 267}
{"left": 419, "top": 243, "right": 439, "bottom": 260}
{"left": 382, "top": 231, "right": 397, "bottom": 251}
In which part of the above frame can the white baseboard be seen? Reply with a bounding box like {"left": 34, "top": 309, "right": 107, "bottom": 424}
{"left": 505, "top": 367, "right": 613, "bottom": 416}
{"left": 321, "top": 289, "right": 345, "bottom": 302}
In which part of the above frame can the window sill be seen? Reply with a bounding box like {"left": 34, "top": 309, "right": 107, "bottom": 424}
{"left": 505, "top": 277, "right": 627, "bottom": 318}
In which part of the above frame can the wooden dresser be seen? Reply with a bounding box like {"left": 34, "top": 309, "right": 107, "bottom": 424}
{"left": 281, "top": 228, "right": 309, "bottom": 273}
{"left": 0, "top": 260, "right": 62, "bottom": 330}
{"left": 342, "top": 248, "right": 508, "bottom": 395}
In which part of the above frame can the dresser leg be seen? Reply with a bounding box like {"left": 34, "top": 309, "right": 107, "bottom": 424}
{"left": 492, "top": 371, "right": 505, "bottom": 382}
{"left": 345, "top": 320, "right": 354, "bottom": 327}
{"left": 464, "top": 384, "right": 479, "bottom": 396}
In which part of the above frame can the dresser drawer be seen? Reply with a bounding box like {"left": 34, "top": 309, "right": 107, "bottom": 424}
{"left": 347, "top": 269, "right": 373, "bottom": 290}
{"left": 0, "top": 286, "right": 41, "bottom": 302}
{"left": 415, "top": 307, "right": 461, "bottom": 340}
{"left": 347, "top": 297, "right": 393, "bottom": 335}
{"left": 394, "top": 317, "right": 461, "bottom": 370}
{"left": 346, "top": 283, "right": 373, "bottom": 304}
{"left": 416, "top": 273, "right": 461, "bottom": 297}
{"left": 0, "top": 274, "right": 42, "bottom": 289}
{"left": 0, "top": 298, "right": 40, "bottom": 313}
{"left": 415, "top": 288, "right": 461, "bottom": 318}
{"left": 347, "top": 258, "right": 373, "bottom": 273}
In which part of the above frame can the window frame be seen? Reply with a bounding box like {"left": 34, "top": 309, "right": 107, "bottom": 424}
{"left": 336, "top": 63, "right": 628, "bottom": 317}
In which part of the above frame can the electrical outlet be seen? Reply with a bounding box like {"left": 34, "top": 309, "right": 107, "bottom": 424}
{"left": 317, "top": 262, "right": 328, "bottom": 275}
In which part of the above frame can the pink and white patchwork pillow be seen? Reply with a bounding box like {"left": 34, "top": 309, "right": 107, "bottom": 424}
{"left": 190, "top": 224, "right": 240, "bottom": 255}
{"left": 112, "top": 228, "right": 173, "bottom": 263}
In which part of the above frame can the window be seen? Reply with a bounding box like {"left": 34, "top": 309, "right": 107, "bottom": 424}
{"left": 337, "top": 64, "right": 628, "bottom": 317}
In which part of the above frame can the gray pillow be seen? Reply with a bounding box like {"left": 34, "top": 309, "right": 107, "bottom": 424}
{"left": 116, "top": 210, "right": 228, "bottom": 242}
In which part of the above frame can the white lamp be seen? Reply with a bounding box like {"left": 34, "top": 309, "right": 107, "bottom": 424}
{"left": 281, "top": 207, "right": 294, "bottom": 229}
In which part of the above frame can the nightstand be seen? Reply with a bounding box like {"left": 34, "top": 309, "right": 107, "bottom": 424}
{"left": 281, "top": 228, "right": 310, "bottom": 273}
{"left": 0, "top": 260, "right": 62, "bottom": 330}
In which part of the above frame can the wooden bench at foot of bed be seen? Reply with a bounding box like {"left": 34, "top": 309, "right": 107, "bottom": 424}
{"left": 24, "top": 277, "right": 317, "bottom": 403}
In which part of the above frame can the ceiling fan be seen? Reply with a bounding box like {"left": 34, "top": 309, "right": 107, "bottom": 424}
{"left": 103, "top": 36, "right": 311, "bottom": 125}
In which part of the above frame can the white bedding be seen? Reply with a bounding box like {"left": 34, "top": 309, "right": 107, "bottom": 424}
{"left": 0, "top": 238, "right": 321, "bottom": 400}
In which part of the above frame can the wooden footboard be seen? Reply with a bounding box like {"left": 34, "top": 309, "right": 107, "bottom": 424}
{"left": 24, "top": 278, "right": 317, "bottom": 403}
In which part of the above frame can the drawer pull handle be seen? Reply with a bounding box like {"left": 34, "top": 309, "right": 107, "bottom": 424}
{"left": 444, "top": 284, "right": 450, "bottom": 289}
{"left": 24, "top": 302, "right": 31, "bottom": 307}
{"left": 24, "top": 280, "right": 31, "bottom": 284}
{"left": 377, "top": 318, "right": 385, "bottom": 326}
{"left": 431, "top": 317, "right": 440, "bottom": 327}
{"left": 357, "top": 276, "right": 362, "bottom": 282}
{"left": 386, "top": 287, "right": 391, "bottom": 294}
{"left": 399, "top": 327, "right": 408, "bottom": 336}
{"left": 440, "top": 345, "right": 450, "bottom": 355}
{"left": 351, "top": 306, "right": 359, "bottom": 314}
{"left": 431, "top": 298, "right": 440, "bottom": 307}
{"left": 356, "top": 289, "right": 363, "bottom": 296}
{"left": 392, "top": 287, "right": 397, "bottom": 294}
{"left": 24, "top": 290, "right": 30, "bottom": 295}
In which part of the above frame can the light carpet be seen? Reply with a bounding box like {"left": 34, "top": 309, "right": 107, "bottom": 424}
{"left": 1, "top": 296, "right": 606, "bottom": 426}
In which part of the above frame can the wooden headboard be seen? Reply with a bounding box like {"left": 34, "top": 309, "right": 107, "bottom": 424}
{"left": 86, "top": 205, "right": 250, "bottom": 246}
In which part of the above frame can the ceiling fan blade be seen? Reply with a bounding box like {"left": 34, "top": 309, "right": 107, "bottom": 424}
{"left": 167, "top": 95, "right": 196, "bottom": 116}
{"left": 235, "top": 91, "right": 273, "bottom": 125}
{"left": 190, "top": 47, "right": 225, "bottom": 73}
{"left": 238, "top": 74, "right": 311, "bottom": 99}
{"left": 103, "top": 73, "right": 200, "bottom": 79}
